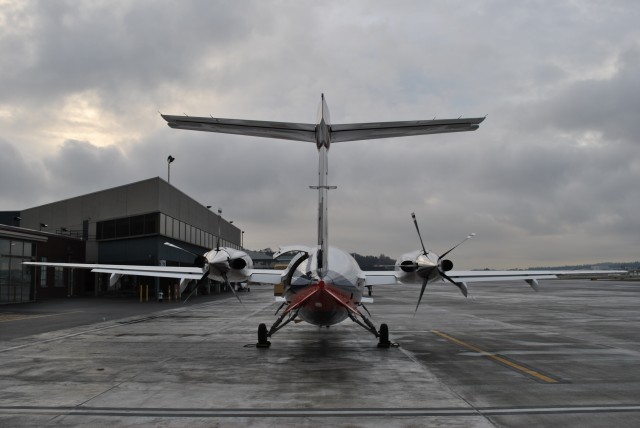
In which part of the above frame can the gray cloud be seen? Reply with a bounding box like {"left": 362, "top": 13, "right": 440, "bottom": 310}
{"left": 1, "top": 1, "right": 639, "bottom": 268}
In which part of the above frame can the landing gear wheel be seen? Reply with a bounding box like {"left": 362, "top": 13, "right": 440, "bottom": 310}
{"left": 377, "top": 323, "right": 391, "bottom": 348}
{"left": 256, "top": 323, "right": 271, "bottom": 348}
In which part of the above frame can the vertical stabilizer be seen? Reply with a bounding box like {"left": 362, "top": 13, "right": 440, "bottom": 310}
{"left": 313, "top": 94, "right": 333, "bottom": 277}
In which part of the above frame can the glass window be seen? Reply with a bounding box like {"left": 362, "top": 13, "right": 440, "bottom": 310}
{"left": 160, "top": 213, "right": 166, "bottom": 235}
{"left": 116, "top": 218, "right": 130, "bottom": 237}
{"left": 54, "top": 267, "right": 64, "bottom": 288}
{"left": 131, "top": 215, "right": 145, "bottom": 236}
{"left": 144, "top": 213, "right": 158, "bottom": 234}
{"left": 23, "top": 242, "right": 33, "bottom": 257}
{"left": 102, "top": 220, "right": 116, "bottom": 239}
{"left": 0, "top": 239, "right": 9, "bottom": 256}
{"left": 40, "top": 257, "right": 47, "bottom": 287}
{"left": 167, "top": 217, "right": 174, "bottom": 238}
{"left": 172, "top": 219, "right": 179, "bottom": 239}
{"left": 10, "top": 241, "right": 22, "bottom": 257}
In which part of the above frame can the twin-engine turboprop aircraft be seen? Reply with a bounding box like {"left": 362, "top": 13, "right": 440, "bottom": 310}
{"left": 25, "top": 96, "right": 621, "bottom": 347}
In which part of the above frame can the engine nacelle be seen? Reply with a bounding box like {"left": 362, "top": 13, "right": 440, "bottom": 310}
{"left": 440, "top": 259, "right": 453, "bottom": 272}
{"left": 204, "top": 248, "right": 253, "bottom": 283}
{"left": 395, "top": 250, "right": 441, "bottom": 284}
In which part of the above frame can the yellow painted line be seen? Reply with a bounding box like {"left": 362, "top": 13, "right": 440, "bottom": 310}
{"left": 432, "top": 329, "right": 559, "bottom": 384}
{"left": 0, "top": 311, "right": 84, "bottom": 323}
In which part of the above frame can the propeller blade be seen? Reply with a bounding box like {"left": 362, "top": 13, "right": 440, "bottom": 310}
{"left": 440, "top": 271, "right": 468, "bottom": 297}
{"left": 183, "top": 281, "right": 200, "bottom": 303}
{"left": 438, "top": 233, "right": 476, "bottom": 261}
{"left": 222, "top": 272, "right": 243, "bottom": 305}
{"left": 164, "top": 242, "right": 200, "bottom": 257}
{"left": 414, "top": 276, "right": 429, "bottom": 314}
{"left": 411, "top": 212, "right": 428, "bottom": 255}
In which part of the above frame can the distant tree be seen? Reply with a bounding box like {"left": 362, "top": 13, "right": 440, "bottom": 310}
{"left": 350, "top": 253, "right": 395, "bottom": 271}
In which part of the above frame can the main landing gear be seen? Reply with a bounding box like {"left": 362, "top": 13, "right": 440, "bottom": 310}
{"left": 377, "top": 323, "right": 391, "bottom": 348}
{"left": 256, "top": 321, "right": 391, "bottom": 348}
{"left": 256, "top": 323, "right": 271, "bottom": 348}
{"left": 256, "top": 302, "right": 393, "bottom": 348}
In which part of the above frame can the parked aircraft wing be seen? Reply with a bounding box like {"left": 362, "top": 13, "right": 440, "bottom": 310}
{"left": 447, "top": 269, "right": 625, "bottom": 282}
{"left": 446, "top": 270, "right": 558, "bottom": 282}
{"left": 331, "top": 117, "right": 485, "bottom": 143}
{"left": 365, "top": 268, "right": 624, "bottom": 288}
{"left": 23, "top": 262, "right": 203, "bottom": 280}
{"left": 363, "top": 272, "right": 398, "bottom": 286}
{"left": 248, "top": 269, "right": 286, "bottom": 284}
{"left": 161, "top": 115, "right": 316, "bottom": 142}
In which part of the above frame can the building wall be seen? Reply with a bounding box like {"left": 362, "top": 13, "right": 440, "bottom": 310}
{"left": 0, "top": 225, "right": 86, "bottom": 303}
{"left": 7, "top": 177, "right": 242, "bottom": 300}
{"left": 19, "top": 177, "right": 241, "bottom": 264}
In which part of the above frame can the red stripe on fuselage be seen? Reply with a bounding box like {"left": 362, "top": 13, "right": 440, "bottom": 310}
{"left": 285, "top": 281, "right": 358, "bottom": 325}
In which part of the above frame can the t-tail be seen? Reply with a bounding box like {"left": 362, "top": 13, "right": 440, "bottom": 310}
{"left": 161, "top": 94, "right": 486, "bottom": 279}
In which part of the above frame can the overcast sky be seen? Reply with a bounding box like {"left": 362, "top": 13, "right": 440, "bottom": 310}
{"left": 1, "top": 1, "right": 638, "bottom": 268}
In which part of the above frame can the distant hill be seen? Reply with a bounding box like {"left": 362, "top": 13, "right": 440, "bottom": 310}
{"left": 527, "top": 261, "right": 639, "bottom": 271}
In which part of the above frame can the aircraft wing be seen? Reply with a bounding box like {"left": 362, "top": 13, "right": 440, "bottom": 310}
{"left": 364, "top": 271, "right": 399, "bottom": 286}
{"left": 23, "top": 262, "right": 203, "bottom": 280}
{"left": 447, "top": 269, "right": 625, "bottom": 282}
{"left": 446, "top": 270, "right": 558, "bottom": 282}
{"left": 363, "top": 269, "right": 624, "bottom": 288}
{"left": 331, "top": 117, "right": 485, "bottom": 143}
{"left": 161, "top": 115, "right": 316, "bottom": 142}
{"left": 248, "top": 269, "right": 285, "bottom": 284}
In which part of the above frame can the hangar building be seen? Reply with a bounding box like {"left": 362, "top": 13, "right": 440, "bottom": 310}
{"left": 1, "top": 177, "right": 241, "bottom": 303}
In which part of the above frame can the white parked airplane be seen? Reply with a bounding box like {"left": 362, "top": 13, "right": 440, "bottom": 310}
{"left": 25, "top": 95, "right": 622, "bottom": 347}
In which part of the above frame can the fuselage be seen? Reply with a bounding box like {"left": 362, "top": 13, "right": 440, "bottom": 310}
{"left": 284, "top": 246, "right": 365, "bottom": 326}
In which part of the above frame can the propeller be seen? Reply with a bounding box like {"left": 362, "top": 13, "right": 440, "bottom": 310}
{"left": 164, "top": 242, "right": 208, "bottom": 273}
{"left": 163, "top": 242, "right": 245, "bottom": 305}
{"left": 410, "top": 214, "right": 475, "bottom": 313}
{"left": 222, "top": 272, "right": 244, "bottom": 305}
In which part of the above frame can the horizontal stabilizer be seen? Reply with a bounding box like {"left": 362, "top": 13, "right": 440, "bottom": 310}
{"left": 331, "top": 117, "right": 485, "bottom": 143}
{"left": 161, "top": 115, "right": 316, "bottom": 142}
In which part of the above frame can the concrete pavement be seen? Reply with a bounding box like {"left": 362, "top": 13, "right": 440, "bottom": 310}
{"left": 0, "top": 279, "right": 639, "bottom": 427}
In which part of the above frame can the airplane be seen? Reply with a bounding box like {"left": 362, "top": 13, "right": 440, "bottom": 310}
{"left": 25, "top": 95, "right": 623, "bottom": 348}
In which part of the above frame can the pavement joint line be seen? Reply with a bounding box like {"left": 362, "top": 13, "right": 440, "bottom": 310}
{"left": 431, "top": 329, "right": 562, "bottom": 384}
{"left": 0, "top": 405, "right": 639, "bottom": 418}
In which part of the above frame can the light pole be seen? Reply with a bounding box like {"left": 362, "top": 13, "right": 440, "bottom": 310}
{"left": 167, "top": 155, "right": 175, "bottom": 183}
{"left": 241, "top": 230, "right": 244, "bottom": 249}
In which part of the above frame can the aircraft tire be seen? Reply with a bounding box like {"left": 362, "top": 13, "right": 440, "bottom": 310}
{"left": 257, "top": 323, "right": 271, "bottom": 348}
{"left": 377, "top": 323, "right": 390, "bottom": 348}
